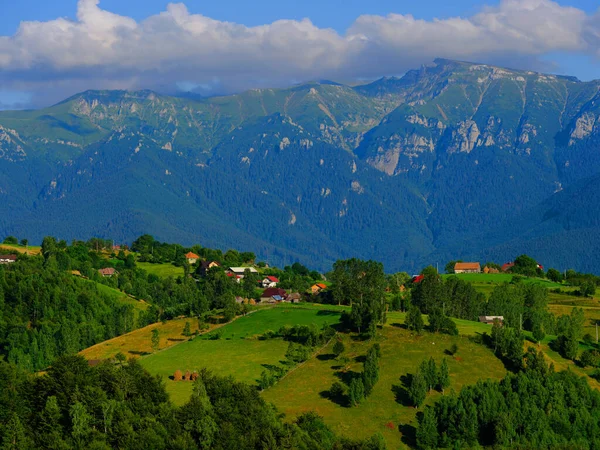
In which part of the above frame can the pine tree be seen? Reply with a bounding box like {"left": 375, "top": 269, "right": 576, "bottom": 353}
{"left": 349, "top": 377, "right": 365, "bottom": 407}
{"left": 406, "top": 304, "right": 424, "bottom": 333}
{"left": 408, "top": 371, "right": 427, "bottom": 409}
{"left": 437, "top": 359, "right": 450, "bottom": 393}
{"left": 1, "top": 413, "right": 31, "bottom": 450}
{"left": 151, "top": 329, "right": 160, "bottom": 352}
{"left": 416, "top": 407, "right": 439, "bottom": 449}
{"left": 362, "top": 345, "right": 380, "bottom": 396}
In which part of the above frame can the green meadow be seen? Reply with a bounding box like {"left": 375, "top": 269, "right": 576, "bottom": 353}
{"left": 137, "top": 262, "right": 185, "bottom": 278}
{"left": 140, "top": 306, "right": 342, "bottom": 404}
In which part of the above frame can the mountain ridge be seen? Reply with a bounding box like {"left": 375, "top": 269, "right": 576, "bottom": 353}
{"left": 2, "top": 59, "right": 600, "bottom": 272}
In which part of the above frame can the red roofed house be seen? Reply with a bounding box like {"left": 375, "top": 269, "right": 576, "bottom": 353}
{"left": 454, "top": 262, "right": 481, "bottom": 274}
{"left": 260, "top": 288, "right": 288, "bottom": 303}
{"left": 501, "top": 262, "right": 515, "bottom": 272}
{"left": 98, "top": 267, "right": 117, "bottom": 277}
{"left": 0, "top": 255, "right": 17, "bottom": 264}
{"left": 262, "top": 276, "right": 280, "bottom": 288}
{"left": 185, "top": 252, "right": 200, "bottom": 264}
{"left": 412, "top": 274, "right": 425, "bottom": 284}
{"left": 310, "top": 283, "right": 327, "bottom": 294}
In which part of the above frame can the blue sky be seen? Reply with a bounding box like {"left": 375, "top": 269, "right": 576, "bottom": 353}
{"left": 1, "top": 0, "right": 600, "bottom": 108}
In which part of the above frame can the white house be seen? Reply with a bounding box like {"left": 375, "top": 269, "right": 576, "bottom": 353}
{"left": 262, "top": 276, "right": 279, "bottom": 288}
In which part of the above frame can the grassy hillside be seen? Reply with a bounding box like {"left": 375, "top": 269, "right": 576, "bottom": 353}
{"left": 79, "top": 317, "right": 201, "bottom": 361}
{"left": 263, "top": 325, "right": 506, "bottom": 448}
{"left": 137, "top": 262, "right": 184, "bottom": 278}
{"left": 140, "top": 306, "right": 342, "bottom": 404}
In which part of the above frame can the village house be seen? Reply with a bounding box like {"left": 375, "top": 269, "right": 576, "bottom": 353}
{"left": 454, "top": 262, "right": 481, "bottom": 274}
{"left": 262, "top": 275, "right": 279, "bottom": 288}
{"left": 228, "top": 267, "right": 258, "bottom": 279}
{"left": 310, "top": 283, "right": 327, "bottom": 294}
{"left": 98, "top": 267, "right": 117, "bottom": 277}
{"left": 185, "top": 252, "right": 200, "bottom": 264}
{"left": 260, "top": 287, "right": 287, "bottom": 303}
{"left": 478, "top": 316, "right": 504, "bottom": 325}
{"left": 198, "top": 260, "right": 221, "bottom": 276}
{"left": 0, "top": 254, "right": 17, "bottom": 264}
{"left": 287, "top": 292, "right": 302, "bottom": 303}
{"left": 501, "top": 262, "right": 515, "bottom": 272}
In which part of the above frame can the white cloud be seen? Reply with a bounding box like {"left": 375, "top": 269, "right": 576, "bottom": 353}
{"left": 0, "top": 0, "right": 598, "bottom": 107}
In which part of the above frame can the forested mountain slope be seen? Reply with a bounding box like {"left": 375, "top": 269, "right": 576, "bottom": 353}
{"left": 2, "top": 59, "right": 600, "bottom": 271}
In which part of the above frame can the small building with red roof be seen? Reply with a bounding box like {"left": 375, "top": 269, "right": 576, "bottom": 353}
{"left": 262, "top": 275, "right": 280, "bottom": 288}
{"left": 185, "top": 252, "right": 200, "bottom": 264}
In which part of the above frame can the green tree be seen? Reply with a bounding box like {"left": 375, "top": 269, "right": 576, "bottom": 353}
{"left": 362, "top": 345, "right": 380, "bottom": 397}
{"left": 532, "top": 322, "right": 545, "bottom": 344}
{"left": 437, "top": 359, "right": 450, "bottom": 393}
{"left": 416, "top": 407, "right": 439, "bottom": 449}
{"left": 406, "top": 304, "right": 424, "bottom": 333}
{"left": 19, "top": 239, "right": 28, "bottom": 247}
{"left": 183, "top": 321, "right": 192, "bottom": 337}
{"left": 70, "top": 402, "right": 92, "bottom": 447}
{"left": 151, "top": 329, "right": 160, "bottom": 352}
{"left": 408, "top": 371, "right": 427, "bottom": 408}
{"left": 546, "top": 268, "right": 563, "bottom": 283}
{"left": 420, "top": 357, "right": 437, "bottom": 392}
{"left": 331, "top": 259, "right": 386, "bottom": 337}
{"left": 3, "top": 236, "right": 18, "bottom": 245}
{"left": 349, "top": 377, "right": 365, "bottom": 407}
{"left": 332, "top": 339, "right": 345, "bottom": 358}
{"left": 1, "top": 413, "right": 31, "bottom": 450}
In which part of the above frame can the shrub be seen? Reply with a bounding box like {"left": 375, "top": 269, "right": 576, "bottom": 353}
{"left": 448, "top": 343, "right": 458, "bottom": 356}
{"left": 329, "top": 381, "right": 344, "bottom": 398}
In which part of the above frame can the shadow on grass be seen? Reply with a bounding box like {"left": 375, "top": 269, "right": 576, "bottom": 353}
{"left": 333, "top": 369, "right": 361, "bottom": 386}
{"left": 354, "top": 355, "right": 366, "bottom": 363}
{"left": 128, "top": 350, "right": 149, "bottom": 356}
{"left": 392, "top": 374, "right": 413, "bottom": 406}
{"left": 399, "top": 423, "right": 417, "bottom": 448}
{"left": 167, "top": 338, "right": 186, "bottom": 342}
{"left": 391, "top": 322, "right": 408, "bottom": 329}
{"left": 316, "top": 310, "right": 342, "bottom": 316}
{"left": 318, "top": 389, "right": 349, "bottom": 407}
{"left": 316, "top": 354, "right": 336, "bottom": 361}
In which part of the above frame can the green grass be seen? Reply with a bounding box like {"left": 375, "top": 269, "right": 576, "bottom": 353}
{"left": 442, "top": 272, "right": 564, "bottom": 288}
{"left": 140, "top": 307, "right": 342, "bottom": 405}
{"left": 263, "top": 325, "right": 507, "bottom": 448}
{"left": 82, "top": 279, "right": 148, "bottom": 320}
{"left": 137, "top": 262, "right": 184, "bottom": 278}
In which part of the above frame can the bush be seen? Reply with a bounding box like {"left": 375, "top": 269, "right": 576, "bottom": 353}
{"left": 332, "top": 339, "right": 345, "bottom": 357}
{"left": 329, "top": 381, "right": 344, "bottom": 398}
{"left": 580, "top": 349, "right": 600, "bottom": 368}
{"left": 448, "top": 343, "right": 458, "bottom": 356}
{"left": 583, "top": 333, "right": 595, "bottom": 346}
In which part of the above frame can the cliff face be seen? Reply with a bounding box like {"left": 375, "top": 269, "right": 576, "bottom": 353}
{"left": 1, "top": 59, "right": 600, "bottom": 272}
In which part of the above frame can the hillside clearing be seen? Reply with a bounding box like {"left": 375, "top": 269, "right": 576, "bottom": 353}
{"left": 140, "top": 306, "right": 342, "bottom": 404}
{"left": 137, "top": 262, "right": 184, "bottom": 278}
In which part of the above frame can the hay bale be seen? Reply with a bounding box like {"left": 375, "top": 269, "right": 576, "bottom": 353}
{"left": 184, "top": 370, "right": 191, "bottom": 381}
{"left": 174, "top": 370, "right": 182, "bottom": 381}
{"left": 190, "top": 371, "right": 199, "bottom": 381}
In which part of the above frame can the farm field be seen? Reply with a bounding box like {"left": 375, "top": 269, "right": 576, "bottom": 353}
{"left": 0, "top": 244, "right": 42, "bottom": 255}
{"left": 263, "top": 325, "right": 507, "bottom": 449}
{"left": 140, "top": 306, "right": 343, "bottom": 404}
{"left": 442, "top": 273, "right": 563, "bottom": 288}
{"left": 137, "top": 262, "right": 184, "bottom": 278}
{"left": 80, "top": 317, "right": 203, "bottom": 361}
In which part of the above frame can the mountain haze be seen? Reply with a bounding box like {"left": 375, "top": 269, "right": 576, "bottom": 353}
{"left": 2, "top": 58, "right": 600, "bottom": 271}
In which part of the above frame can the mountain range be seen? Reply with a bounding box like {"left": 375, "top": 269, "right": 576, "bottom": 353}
{"left": 2, "top": 58, "right": 600, "bottom": 272}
